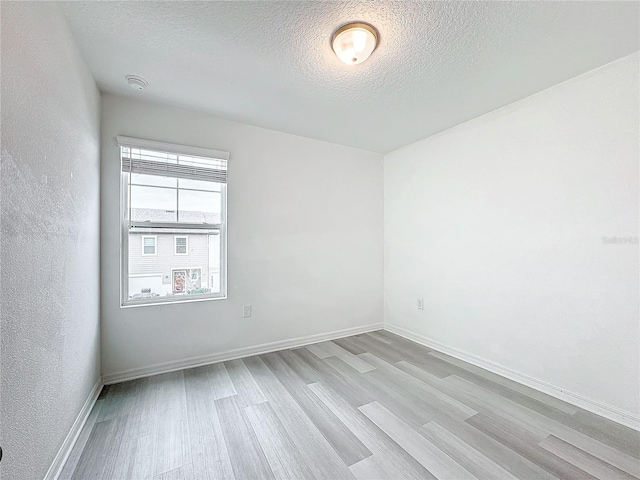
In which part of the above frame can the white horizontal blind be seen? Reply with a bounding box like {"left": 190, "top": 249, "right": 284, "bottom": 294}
{"left": 117, "top": 136, "right": 228, "bottom": 183}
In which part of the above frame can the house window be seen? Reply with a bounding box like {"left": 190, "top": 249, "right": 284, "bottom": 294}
{"left": 119, "top": 136, "right": 228, "bottom": 306}
{"left": 174, "top": 236, "right": 188, "bottom": 255}
{"left": 142, "top": 236, "right": 157, "bottom": 255}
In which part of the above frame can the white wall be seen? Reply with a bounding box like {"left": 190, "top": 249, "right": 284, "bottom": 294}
{"left": 0, "top": 3, "right": 101, "bottom": 479}
{"left": 384, "top": 53, "right": 639, "bottom": 422}
{"left": 101, "top": 94, "right": 383, "bottom": 378}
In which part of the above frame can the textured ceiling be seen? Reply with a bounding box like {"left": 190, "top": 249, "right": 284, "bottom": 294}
{"left": 59, "top": 1, "right": 639, "bottom": 153}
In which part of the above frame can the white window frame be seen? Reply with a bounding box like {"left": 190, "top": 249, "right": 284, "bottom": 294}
{"left": 141, "top": 235, "right": 157, "bottom": 256}
{"left": 119, "top": 136, "right": 228, "bottom": 307}
{"left": 174, "top": 235, "right": 188, "bottom": 255}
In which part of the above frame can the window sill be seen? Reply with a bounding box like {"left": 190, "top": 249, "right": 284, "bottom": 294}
{"left": 121, "top": 293, "right": 227, "bottom": 308}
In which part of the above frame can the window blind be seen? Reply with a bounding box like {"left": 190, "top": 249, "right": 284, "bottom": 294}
{"left": 117, "top": 136, "right": 228, "bottom": 183}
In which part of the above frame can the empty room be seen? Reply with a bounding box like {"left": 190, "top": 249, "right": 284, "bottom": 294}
{"left": 1, "top": 1, "right": 639, "bottom": 479}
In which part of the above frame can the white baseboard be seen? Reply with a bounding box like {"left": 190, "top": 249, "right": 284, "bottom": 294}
{"left": 384, "top": 324, "right": 640, "bottom": 431}
{"left": 103, "top": 323, "right": 384, "bottom": 385}
{"left": 43, "top": 378, "right": 104, "bottom": 480}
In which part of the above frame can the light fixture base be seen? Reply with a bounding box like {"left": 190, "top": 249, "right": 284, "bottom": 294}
{"left": 331, "top": 22, "right": 379, "bottom": 66}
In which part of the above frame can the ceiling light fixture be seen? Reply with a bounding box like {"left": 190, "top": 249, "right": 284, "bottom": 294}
{"left": 331, "top": 22, "right": 378, "bottom": 65}
{"left": 126, "top": 74, "right": 148, "bottom": 90}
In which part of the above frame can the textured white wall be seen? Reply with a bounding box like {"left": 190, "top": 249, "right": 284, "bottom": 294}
{"left": 0, "top": 3, "right": 101, "bottom": 479}
{"left": 100, "top": 94, "right": 383, "bottom": 377}
{"left": 384, "top": 53, "right": 639, "bottom": 419}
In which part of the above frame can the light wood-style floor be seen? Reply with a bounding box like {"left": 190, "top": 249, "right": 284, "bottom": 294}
{"left": 60, "top": 330, "right": 640, "bottom": 480}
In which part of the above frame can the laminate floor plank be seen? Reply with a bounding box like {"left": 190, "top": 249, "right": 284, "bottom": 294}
{"left": 184, "top": 367, "right": 234, "bottom": 480}
{"left": 375, "top": 339, "right": 465, "bottom": 379}
{"left": 547, "top": 423, "right": 640, "bottom": 477}
{"left": 360, "top": 332, "right": 438, "bottom": 364}
{"left": 430, "top": 351, "right": 640, "bottom": 459}
{"left": 333, "top": 337, "right": 368, "bottom": 355}
{"left": 562, "top": 410, "right": 640, "bottom": 459}
{"left": 442, "top": 375, "right": 552, "bottom": 440}
{"left": 153, "top": 462, "right": 195, "bottom": 480}
{"left": 464, "top": 373, "right": 580, "bottom": 424}
{"left": 422, "top": 420, "right": 519, "bottom": 480}
{"left": 70, "top": 416, "right": 128, "bottom": 480}
{"left": 191, "top": 362, "right": 237, "bottom": 400}
{"left": 426, "top": 357, "right": 581, "bottom": 423}
{"left": 403, "top": 353, "right": 462, "bottom": 379}
{"left": 324, "top": 355, "right": 432, "bottom": 428}
{"left": 152, "top": 371, "right": 191, "bottom": 476}
{"left": 110, "top": 377, "right": 160, "bottom": 480}
{"left": 395, "top": 360, "right": 552, "bottom": 442}
{"left": 243, "top": 355, "right": 356, "bottom": 479}
{"left": 396, "top": 359, "right": 450, "bottom": 386}
{"left": 215, "top": 394, "right": 275, "bottom": 480}
{"left": 372, "top": 329, "right": 411, "bottom": 344}
{"left": 349, "top": 455, "right": 413, "bottom": 480}
{"left": 343, "top": 334, "right": 407, "bottom": 364}
{"left": 307, "top": 340, "right": 375, "bottom": 373}
{"left": 277, "top": 348, "right": 323, "bottom": 384}
{"left": 428, "top": 350, "right": 579, "bottom": 415}
{"left": 308, "top": 381, "right": 437, "bottom": 480}
{"left": 261, "top": 352, "right": 372, "bottom": 467}
{"left": 111, "top": 430, "right": 155, "bottom": 480}
{"left": 306, "top": 341, "right": 336, "bottom": 358}
{"left": 245, "top": 400, "right": 317, "bottom": 480}
{"left": 360, "top": 352, "right": 477, "bottom": 421}
{"left": 540, "top": 435, "right": 637, "bottom": 480}
{"left": 363, "top": 334, "right": 445, "bottom": 367}
{"left": 364, "top": 330, "right": 396, "bottom": 345}
{"left": 430, "top": 414, "right": 559, "bottom": 480}
{"left": 225, "top": 358, "right": 267, "bottom": 407}
{"left": 133, "top": 376, "right": 161, "bottom": 437}
{"left": 326, "top": 341, "right": 376, "bottom": 373}
{"left": 359, "top": 401, "right": 478, "bottom": 479}
{"left": 422, "top": 358, "right": 596, "bottom": 440}
{"left": 393, "top": 342, "right": 520, "bottom": 387}
{"left": 448, "top": 375, "right": 640, "bottom": 477}
{"left": 62, "top": 331, "right": 638, "bottom": 480}
{"left": 292, "top": 347, "right": 373, "bottom": 407}
{"left": 467, "top": 412, "right": 599, "bottom": 480}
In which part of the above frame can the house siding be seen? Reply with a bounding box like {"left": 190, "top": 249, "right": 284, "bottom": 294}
{"left": 128, "top": 232, "right": 217, "bottom": 295}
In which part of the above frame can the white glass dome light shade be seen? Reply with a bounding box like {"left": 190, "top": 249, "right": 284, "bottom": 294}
{"left": 331, "top": 23, "right": 379, "bottom": 65}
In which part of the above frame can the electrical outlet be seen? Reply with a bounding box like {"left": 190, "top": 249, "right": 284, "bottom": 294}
{"left": 417, "top": 298, "right": 424, "bottom": 310}
{"left": 243, "top": 305, "right": 252, "bottom": 317}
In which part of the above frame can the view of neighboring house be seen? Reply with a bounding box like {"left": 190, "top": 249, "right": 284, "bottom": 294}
{"left": 127, "top": 208, "right": 222, "bottom": 299}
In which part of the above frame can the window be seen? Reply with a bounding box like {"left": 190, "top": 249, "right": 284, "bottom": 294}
{"left": 141, "top": 236, "right": 157, "bottom": 255}
{"left": 119, "top": 136, "right": 228, "bottom": 306}
{"left": 174, "top": 236, "right": 188, "bottom": 255}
